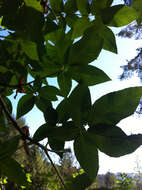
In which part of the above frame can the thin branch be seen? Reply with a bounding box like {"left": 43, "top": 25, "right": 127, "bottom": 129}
{"left": 44, "top": 149, "right": 67, "bottom": 190}
{"left": 0, "top": 94, "right": 67, "bottom": 189}
{"left": 25, "top": 71, "right": 59, "bottom": 86}
{"left": 0, "top": 95, "right": 64, "bottom": 154}
{"left": 0, "top": 71, "right": 59, "bottom": 89}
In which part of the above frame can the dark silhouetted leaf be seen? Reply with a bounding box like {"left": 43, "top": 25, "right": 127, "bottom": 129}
{"left": 44, "top": 106, "right": 58, "bottom": 125}
{"left": 57, "top": 72, "right": 72, "bottom": 97}
{"left": 68, "top": 23, "right": 103, "bottom": 65}
{"left": 74, "top": 134, "right": 99, "bottom": 181}
{"left": 48, "top": 137, "right": 65, "bottom": 158}
{"left": 39, "top": 86, "right": 61, "bottom": 101}
{"left": 68, "top": 84, "right": 92, "bottom": 125}
{"left": 35, "top": 96, "right": 52, "bottom": 112}
{"left": 67, "top": 173, "right": 92, "bottom": 190}
{"left": 69, "top": 65, "right": 110, "bottom": 86}
{"left": 17, "top": 95, "right": 35, "bottom": 119}
{"left": 33, "top": 121, "right": 79, "bottom": 142}
{"left": 89, "top": 87, "right": 142, "bottom": 126}
{"left": 3, "top": 96, "right": 12, "bottom": 114}
{"left": 88, "top": 125, "right": 142, "bottom": 157}
{"left": 56, "top": 99, "right": 70, "bottom": 123}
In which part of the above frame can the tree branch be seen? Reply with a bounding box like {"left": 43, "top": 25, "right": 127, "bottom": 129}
{"left": 0, "top": 94, "right": 67, "bottom": 189}
{"left": 0, "top": 71, "right": 59, "bottom": 89}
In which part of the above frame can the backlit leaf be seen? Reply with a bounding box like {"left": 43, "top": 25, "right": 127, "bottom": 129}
{"left": 17, "top": 95, "right": 35, "bottom": 119}
{"left": 88, "top": 125, "right": 142, "bottom": 157}
{"left": 24, "top": 0, "right": 43, "bottom": 12}
{"left": 69, "top": 65, "right": 110, "bottom": 86}
{"left": 101, "top": 5, "right": 138, "bottom": 27}
{"left": 57, "top": 72, "right": 72, "bottom": 97}
{"left": 89, "top": 87, "right": 142, "bottom": 126}
{"left": 102, "top": 26, "right": 117, "bottom": 53}
{"left": 68, "top": 23, "right": 103, "bottom": 65}
{"left": 74, "top": 134, "right": 99, "bottom": 181}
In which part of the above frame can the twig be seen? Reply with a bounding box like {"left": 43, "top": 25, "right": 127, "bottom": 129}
{"left": 0, "top": 71, "right": 59, "bottom": 88}
{"left": 44, "top": 148, "right": 67, "bottom": 190}
{"left": 0, "top": 95, "right": 68, "bottom": 154}
{"left": 0, "top": 95, "right": 67, "bottom": 189}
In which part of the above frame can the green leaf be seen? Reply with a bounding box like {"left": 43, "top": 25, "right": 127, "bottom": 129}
{"left": 45, "top": 29, "right": 73, "bottom": 64}
{"left": 2, "top": 7, "right": 44, "bottom": 42}
{"left": 21, "top": 40, "right": 39, "bottom": 61}
{"left": 35, "top": 96, "right": 52, "bottom": 112}
{"left": 42, "top": 16, "right": 59, "bottom": 35}
{"left": 24, "top": 0, "right": 43, "bottom": 12}
{"left": 0, "top": 136, "right": 20, "bottom": 159}
{"left": 77, "top": 0, "right": 89, "bottom": 15}
{"left": 44, "top": 106, "right": 58, "bottom": 125}
{"left": 69, "top": 65, "right": 110, "bottom": 86}
{"left": 88, "top": 125, "right": 142, "bottom": 157}
{"left": 39, "top": 86, "right": 61, "bottom": 101}
{"left": 49, "top": 0, "right": 63, "bottom": 12}
{"left": 74, "top": 134, "right": 99, "bottom": 181}
{"left": 68, "top": 23, "right": 103, "bottom": 65}
{"left": 132, "top": 0, "right": 142, "bottom": 24}
{"left": 102, "top": 26, "right": 117, "bottom": 54}
{"left": 17, "top": 95, "right": 35, "bottom": 119}
{"left": 67, "top": 173, "right": 92, "bottom": 190}
{"left": 89, "top": 87, "right": 142, "bottom": 126}
{"left": 54, "top": 121, "right": 80, "bottom": 141}
{"left": 3, "top": 96, "right": 12, "bottom": 114}
{"left": 90, "top": 0, "right": 113, "bottom": 14}
{"left": 57, "top": 72, "right": 72, "bottom": 97}
{"left": 64, "top": 0, "right": 77, "bottom": 14}
{"left": 56, "top": 99, "right": 70, "bottom": 123}
{"left": 68, "top": 84, "right": 92, "bottom": 125}
{"left": 33, "top": 124, "right": 53, "bottom": 142}
{"left": 71, "top": 17, "right": 93, "bottom": 40}
{"left": 33, "top": 121, "right": 79, "bottom": 142}
{"left": 101, "top": 5, "right": 138, "bottom": 27}
{"left": 48, "top": 137, "right": 65, "bottom": 158}
{"left": 0, "top": 158, "right": 27, "bottom": 185}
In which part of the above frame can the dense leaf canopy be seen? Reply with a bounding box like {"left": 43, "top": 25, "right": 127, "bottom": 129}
{"left": 0, "top": 0, "right": 142, "bottom": 189}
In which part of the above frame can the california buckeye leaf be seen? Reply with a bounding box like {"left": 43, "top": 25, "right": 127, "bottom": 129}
{"left": 17, "top": 95, "right": 35, "bottom": 119}
{"left": 101, "top": 5, "right": 138, "bottom": 27}
{"left": 88, "top": 124, "right": 142, "bottom": 157}
{"left": 74, "top": 134, "right": 99, "bottom": 181}
{"left": 68, "top": 23, "right": 103, "bottom": 65}
{"left": 89, "top": 87, "right": 142, "bottom": 126}
{"left": 102, "top": 26, "right": 117, "bottom": 54}
{"left": 69, "top": 65, "right": 110, "bottom": 86}
{"left": 68, "top": 84, "right": 91, "bottom": 125}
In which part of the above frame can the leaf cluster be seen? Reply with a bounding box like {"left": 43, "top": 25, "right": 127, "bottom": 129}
{"left": 0, "top": 0, "right": 141, "bottom": 189}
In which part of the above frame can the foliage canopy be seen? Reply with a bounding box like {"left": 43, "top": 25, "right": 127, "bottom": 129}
{"left": 0, "top": 0, "right": 142, "bottom": 189}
